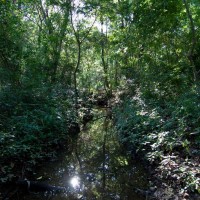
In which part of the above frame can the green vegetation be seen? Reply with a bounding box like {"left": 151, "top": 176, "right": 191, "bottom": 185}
{"left": 0, "top": 0, "right": 199, "bottom": 198}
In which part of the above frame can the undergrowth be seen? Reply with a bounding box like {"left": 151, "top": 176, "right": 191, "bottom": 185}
{"left": 113, "top": 90, "right": 200, "bottom": 196}
{"left": 0, "top": 85, "right": 78, "bottom": 182}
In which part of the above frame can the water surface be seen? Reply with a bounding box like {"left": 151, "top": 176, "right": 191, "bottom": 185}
{"left": 25, "top": 109, "right": 148, "bottom": 199}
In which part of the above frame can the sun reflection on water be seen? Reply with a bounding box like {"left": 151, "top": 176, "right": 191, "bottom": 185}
{"left": 70, "top": 176, "right": 80, "bottom": 189}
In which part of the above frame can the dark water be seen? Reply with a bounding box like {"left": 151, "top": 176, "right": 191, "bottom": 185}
{"left": 23, "top": 109, "right": 149, "bottom": 200}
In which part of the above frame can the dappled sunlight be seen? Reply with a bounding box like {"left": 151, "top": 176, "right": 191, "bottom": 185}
{"left": 1, "top": 0, "right": 199, "bottom": 199}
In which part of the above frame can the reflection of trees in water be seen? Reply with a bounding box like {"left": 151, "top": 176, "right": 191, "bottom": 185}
{"left": 102, "top": 116, "right": 109, "bottom": 197}
{"left": 17, "top": 109, "right": 148, "bottom": 200}
{"left": 76, "top": 109, "right": 144, "bottom": 199}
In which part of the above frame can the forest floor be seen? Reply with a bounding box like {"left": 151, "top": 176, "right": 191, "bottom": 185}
{"left": 149, "top": 150, "right": 200, "bottom": 200}
{"left": 112, "top": 89, "right": 200, "bottom": 200}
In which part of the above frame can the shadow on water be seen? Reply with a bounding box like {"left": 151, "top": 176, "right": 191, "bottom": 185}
{"left": 23, "top": 108, "right": 149, "bottom": 200}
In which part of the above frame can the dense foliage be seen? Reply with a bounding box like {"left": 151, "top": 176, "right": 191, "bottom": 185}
{"left": 0, "top": 0, "right": 199, "bottom": 198}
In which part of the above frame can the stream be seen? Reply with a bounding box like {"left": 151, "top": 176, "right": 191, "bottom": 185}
{"left": 23, "top": 108, "right": 149, "bottom": 200}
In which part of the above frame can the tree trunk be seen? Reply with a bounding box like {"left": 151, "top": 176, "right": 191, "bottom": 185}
{"left": 183, "top": 0, "right": 197, "bottom": 82}
{"left": 101, "top": 17, "right": 109, "bottom": 90}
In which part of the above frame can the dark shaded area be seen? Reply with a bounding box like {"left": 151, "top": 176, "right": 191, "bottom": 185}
{"left": 0, "top": 109, "right": 149, "bottom": 200}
